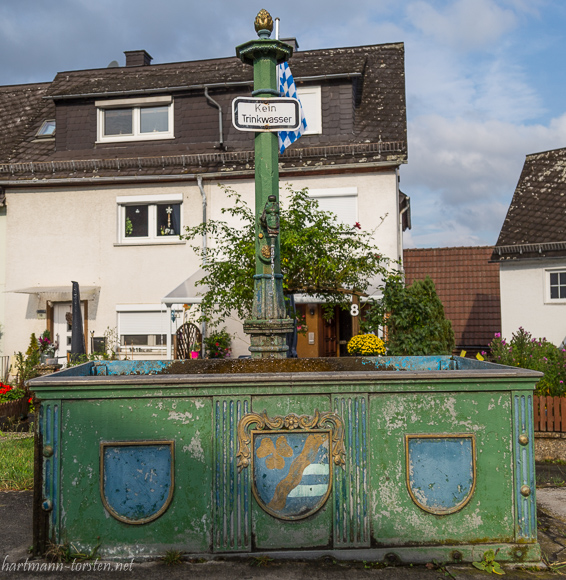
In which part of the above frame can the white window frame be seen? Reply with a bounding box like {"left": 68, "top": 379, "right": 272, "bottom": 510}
{"left": 545, "top": 267, "right": 566, "bottom": 303}
{"left": 116, "top": 193, "right": 184, "bottom": 245}
{"left": 96, "top": 95, "right": 174, "bottom": 143}
{"left": 308, "top": 187, "right": 358, "bottom": 226}
{"left": 297, "top": 86, "right": 321, "bottom": 135}
{"left": 116, "top": 304, "right": 182, "bottom": 355}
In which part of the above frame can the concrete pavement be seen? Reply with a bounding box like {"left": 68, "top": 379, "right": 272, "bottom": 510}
{"left": 1, "top": 489, "right": 565, "bottom": 578}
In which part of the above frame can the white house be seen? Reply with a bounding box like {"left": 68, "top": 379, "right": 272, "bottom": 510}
{"left": 492, "top": 147, "right": 566, "bottom": 347}
{"left": 0, "top": 41, "right": 409, "bottom": 361}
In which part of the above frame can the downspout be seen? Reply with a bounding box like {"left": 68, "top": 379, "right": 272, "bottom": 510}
{"left": 204, "top": 87, "right": 224, "bottom": 149}
{"left": 197, "top": 175, "right": 207, "bottom": 357}
{"left": 396, "top": 167, "right": 408, "bottom": 274}
{"left": 166, "top": 304, "right": 172, "bottom": 360}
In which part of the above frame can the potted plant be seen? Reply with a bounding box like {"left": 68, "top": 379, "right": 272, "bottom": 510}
{"left": 347, "top": 334, "right": 386, "bottom": 356}
{"left": 189, "top": 343, "right": 201, "bottom": 359}
{"left": 39, "top": 330, "right": 59, "bottom": 364}
{"left": 204, "top": 330, "right": 232, "bottom": 359}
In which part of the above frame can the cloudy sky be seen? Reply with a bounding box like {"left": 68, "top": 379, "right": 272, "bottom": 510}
{"left": 2, "top": 0, "right": 565, "bottom": 248}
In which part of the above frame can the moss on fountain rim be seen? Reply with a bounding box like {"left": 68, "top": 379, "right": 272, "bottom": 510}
{"left": 157, "top": 357, "right": 401, "bottom": 375}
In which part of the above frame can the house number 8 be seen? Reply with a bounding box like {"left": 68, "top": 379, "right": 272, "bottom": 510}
{"left": 350, "top": 304, "right": 359, "bottom": 316}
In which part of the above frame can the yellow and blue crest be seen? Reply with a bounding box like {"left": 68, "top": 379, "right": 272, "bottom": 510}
{"left": 237, "top": 410, "right": 345, "bottom": 520}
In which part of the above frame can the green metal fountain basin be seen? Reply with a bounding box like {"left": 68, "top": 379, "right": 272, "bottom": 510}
{"left": 29, "top": 356, "right": 542, "bottom": 564}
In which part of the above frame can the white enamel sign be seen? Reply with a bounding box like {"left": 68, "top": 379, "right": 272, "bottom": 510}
{"left": 232, "top": 97, "right": 300, "bottom": 132}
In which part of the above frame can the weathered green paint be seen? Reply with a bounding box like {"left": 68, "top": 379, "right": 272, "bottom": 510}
{"left": 512, "top": 391, "right": 537, "bottom": 541}
{"left": 333, "top": 394, "right": 370, "bottom": 548}
{"left": 29, "top": 357, "right": 542, "bottom": 562}
{"left": 39, "top": 400, "right": 62, "bottom": 544}
{"left": 369, "top": 392, "right": 515, "bottom": 544}
{"left": 213, "top": 396, "right": 251, "bottom": 552}
{"left": 59, "top": 397, "right": 212, "bottom": 557}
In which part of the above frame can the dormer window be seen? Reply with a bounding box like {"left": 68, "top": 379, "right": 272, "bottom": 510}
{"left": 96, "top": 95, "right": 174, "bottom": 143}
{"left": 36, "top": 119, "right": 56, "bottom": 138}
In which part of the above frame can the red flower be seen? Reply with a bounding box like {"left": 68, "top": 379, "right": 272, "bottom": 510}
{"left": 354, "top": 222, "right": 361, "bottom": 229}
{"left": 215, "top": 342, "right": 219, "bottom": 346}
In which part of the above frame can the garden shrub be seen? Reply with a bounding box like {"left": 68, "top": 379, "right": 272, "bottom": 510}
{"left": 204, "top": 329, "right": 232, "bottom": 359}
{"left": 361, "top": 275, "right": 454, "bottom": 356}
{"left": 488, "top": 328, "right": 566, "bottom": 396}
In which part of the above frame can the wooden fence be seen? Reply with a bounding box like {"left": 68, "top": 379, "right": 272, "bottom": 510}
{"left": 534, "top": 395, "right": 566, "bottom": 432}
{"left": 0, "top": 396, "right": 30, "bottom": 420}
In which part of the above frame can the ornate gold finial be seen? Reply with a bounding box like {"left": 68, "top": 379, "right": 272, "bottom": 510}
{"left": 254, "top": 9, "right": 273, "bottom": 34}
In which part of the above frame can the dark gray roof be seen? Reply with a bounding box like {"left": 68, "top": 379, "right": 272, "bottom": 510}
{"left": 0, "top": 83, "right": 52, "bottom": 162}
{"left": 493, "top": 148, "right": 566, "bottom": 261}
{"left": 0, "top": 42, "right": 407, "bottom": 182}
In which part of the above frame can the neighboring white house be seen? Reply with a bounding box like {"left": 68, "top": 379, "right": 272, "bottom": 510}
{"left": 492, "top": 147, "right": 566, "bottom": 347}
{"left": 0, "top": 41, "right": 409, "bottom": 361}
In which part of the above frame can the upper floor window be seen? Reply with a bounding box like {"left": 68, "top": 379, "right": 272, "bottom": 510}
{"left": 116, "top": 193, "right": 183, "bottom": 245}
{"left": 297, "top": 86, "right": 321, "bottom": 135}
{"left": 549, "top": 270, "right": 566, "bottom": 301}
{"left": 308, "top": 187, "right": 358, "bottom": 227}
{"left": 96, "top": 95, "right": 174, "bottom": 143}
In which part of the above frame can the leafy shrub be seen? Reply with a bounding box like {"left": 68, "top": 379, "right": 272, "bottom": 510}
{"left": 14, "top": 349, "right": 40, "bottom": 387}
{"left": 347, "top": 334, "right": 386, "bottom": 356}
{"left": 204, "top": 329, "right": 232, "bottom": 359}
{"left": 362, "top": 275, "right": 454, "bottom": 356}
{"left": 488, "top": 328, "right": 566, "bottom": 396}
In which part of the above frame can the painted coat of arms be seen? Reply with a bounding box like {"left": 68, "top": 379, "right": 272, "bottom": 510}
{"left": 237, "top": 410, "right": 345, "bottom": 520}
{"left": 100, "top": 441, "right": 174, "bottom": 525}
{"left": 406, "top": 434, "right": 476, "bottom": 515}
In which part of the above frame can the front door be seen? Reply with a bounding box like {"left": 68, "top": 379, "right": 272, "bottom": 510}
{"left": 53, "top": 302, "right": 85, "bottom": 362}
{"left": 322, "top": 312, "right": 337, "bottom": 357}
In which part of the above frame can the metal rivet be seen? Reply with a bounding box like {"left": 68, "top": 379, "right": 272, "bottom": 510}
{"left": 42, "top": 499, "right": 53, "bottom": 512}
{"left": 43, "top": 445, "right": 54, "bottom": 457}
{"left": 518, "top": 434, "right": 529, "bottom": 445}
{"left": 451, "top": 550, "right": 463, "bottom": 562}
{"left": 520, "top": 485, "right": 531, "bottom": 497}
{"left": 515, "top": 549, "right": 524, "bottom": 558}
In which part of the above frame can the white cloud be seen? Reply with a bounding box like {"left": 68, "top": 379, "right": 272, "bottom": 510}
{"left": 406, "top": 0, "right": 517, "bottom": 51}
{"left": 0, "top": 0, "right": 564, "bottom": 252}
{"left": 403, "top": 112, "right": 566, "bottom": 247}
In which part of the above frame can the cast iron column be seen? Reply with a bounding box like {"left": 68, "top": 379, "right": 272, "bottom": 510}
{"left": 237, "top": 10, "right": 294, "bottom": 358}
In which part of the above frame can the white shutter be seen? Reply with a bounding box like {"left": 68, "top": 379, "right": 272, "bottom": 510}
{"left": 118, "top": 311, "right": 169, "bottom": 335}
{"left": 297, "top": 86, "right": 321, "bottom": 135}
{"left": 309, "top": 187, "right": 358, "bottom": 227}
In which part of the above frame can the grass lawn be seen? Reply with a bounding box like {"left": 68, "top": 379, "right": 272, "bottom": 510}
{"left": 0, "top": 434, "right": 34, "bottom": 491}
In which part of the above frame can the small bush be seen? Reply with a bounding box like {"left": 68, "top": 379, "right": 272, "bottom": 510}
{"left": 362, "top": 275, "right": 454, "bottom": 356}
{"left": 488, "top": 328, "right": 566, "bottom": 396}
{"left": 347, "top": 334, "right": 386, "bottom": 356}
{"left": 204, "top": 329, "right": 232, "bottom": 359}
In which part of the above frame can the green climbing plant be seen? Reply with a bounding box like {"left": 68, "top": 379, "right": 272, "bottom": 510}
{"left": 181, "top": 185, "right": 391, "bottom": 328}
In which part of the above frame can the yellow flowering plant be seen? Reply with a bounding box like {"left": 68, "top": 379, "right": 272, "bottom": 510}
{"left": 347, "top": 334, "right": 386, "bottom": 356}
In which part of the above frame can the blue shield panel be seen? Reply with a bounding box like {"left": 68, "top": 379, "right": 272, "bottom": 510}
{"left": 252, "top": 431, "right": 331, "bottom": 520}
{"left": 406, "top": 435, "right": 475, "bottom": 515}
{"left": 100, "top": 441, "right": 174, "bottom": 524}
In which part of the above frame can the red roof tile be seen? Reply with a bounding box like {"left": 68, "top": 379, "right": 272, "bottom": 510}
{"left": 403, "top": 246, "right": 500, "bottom": 351}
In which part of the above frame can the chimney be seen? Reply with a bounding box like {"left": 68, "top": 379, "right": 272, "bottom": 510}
{"left": 124, "top": 50, "right": 153, "bottom": 67}
{"left": 281, "top": 38, "right": 299, "bottom": 52}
